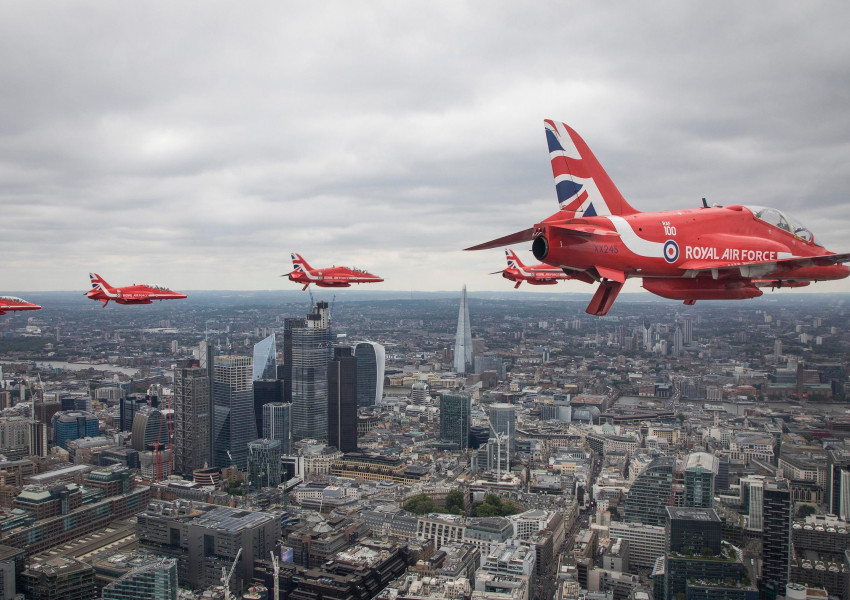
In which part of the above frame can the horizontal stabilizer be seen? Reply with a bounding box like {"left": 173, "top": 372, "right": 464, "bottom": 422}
{"left": 465, "top": 228, "right": 535, "bottom": 251}
{"left": 586, "top": 280, "right": 623, "bottom": 316}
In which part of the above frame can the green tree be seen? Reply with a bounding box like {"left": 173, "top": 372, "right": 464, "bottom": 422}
{"left": 404, "top": 494, "right": 436, "bottom": 515}
{"left": 471, "top": 495, "right": 521, "bottom": 517}
{"left": 445, "top": 490, "right": 465, "bottom": 514}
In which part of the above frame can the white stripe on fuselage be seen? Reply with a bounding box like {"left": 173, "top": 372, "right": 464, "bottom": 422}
{"left": 294, "top": 264, "right": 320, "bottom": 280}
{"left": 96, "top": 283, "right": 119, "bottom": 298}
{"left": 605, "top": 216, "right": 665, "bottom": 258}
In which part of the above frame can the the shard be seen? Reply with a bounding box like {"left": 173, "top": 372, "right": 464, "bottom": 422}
{"left": 454, "top": 285, "right": 473, "bottom": 375}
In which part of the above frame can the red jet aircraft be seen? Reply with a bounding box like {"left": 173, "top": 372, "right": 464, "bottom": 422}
{"left": 496, "top": 249, "right": 573, "bottom": 288}
{"left": 285, "top": 254, "right": 383, "bottom": 290}
{"left": 86, "top": 273, "right": 187, "bottom": 307}
{"left": 0, "top": 296, "right": 41, "bottom": 315}
{"left": 468, "top": 120, "right": 850, "bottom": 316}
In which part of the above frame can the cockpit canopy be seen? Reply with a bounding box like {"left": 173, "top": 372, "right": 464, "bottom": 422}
{"left": 746, "top": 205, "right": 813, "bottom": 243}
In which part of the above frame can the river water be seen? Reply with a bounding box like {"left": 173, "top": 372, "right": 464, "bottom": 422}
{"left": 615, "top": 395, "right": 850, "bottom": 415}
{"left": 0, "top": 359, "right": 140, "bottom": 378}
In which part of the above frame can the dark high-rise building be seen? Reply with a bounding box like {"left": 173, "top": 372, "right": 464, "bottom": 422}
{"left": 247, "top": 438, "right": 282, "bottom": 490}
{"left": 51, "top": 410, "right": 99, "bottom": 450}
{"left": 665, "top": 507, "right": 722, "bottom": 556}
{"left": 253, "top": 379, "right": 284, "bottom": 438}
{"left": 328, "top": 347, "right": 358, "bottom": 453}
{"left": 292, "top": 303, "right": 330, "bottom": 441}
{"left": 683, "top": 452, "right": 718, "bottom": 509}
{"left": 172, "top": 351, "right": 212, "bottom": 476}
{"left": 283, "top": 317, "right": 306, "bottom": 404}
{"left": 762, "top": 478, "right": 791, "bottom": 597}
{"left": 212, "top": 356, "right": 254, "bottom": 469}
{"left": 353, "top": 341, "right": 385, "bottom": 407}
{"left": 263, "top": 402, "right": 292, "bottom": 456}
{"left": 119, "top": 394, "right": 148, "bottom": 433}
{"left": 469, "top": 425, "right": 490, "bottom": 449}
{"left": 440, "top": 392, "right": 471, "bottom": 450}
{"left": 624, "top": 456, "right": 676, "bottom": 527}
{"left": 828, "top": 447, "right": 850, "bottom": 520}
{"left": 454, "top": 285, "right": 473, "bottom": 375}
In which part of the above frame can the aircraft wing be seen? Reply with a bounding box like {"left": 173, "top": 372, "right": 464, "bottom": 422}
{"left": 680, "top": 252, "right": 850, "bottom": 279}
{"left": 465, "top": 228, "right": 535, "bottom": 251}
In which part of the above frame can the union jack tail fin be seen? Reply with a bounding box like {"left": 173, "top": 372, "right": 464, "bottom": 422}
{"left": 89, "top": 273, "right": 113, "bottom": 292}
{"left": 291, "top": 253, "right": 314, "bottom": 274}
{"left": 545, "top": 120, "right": 639, "bottom": 217}
{"left": 505, "top": 249, "right": 525, "bottom": 269}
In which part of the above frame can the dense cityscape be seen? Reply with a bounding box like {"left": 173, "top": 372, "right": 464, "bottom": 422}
{"left": 0, "top": 290, "right": 846, "bottom": 599}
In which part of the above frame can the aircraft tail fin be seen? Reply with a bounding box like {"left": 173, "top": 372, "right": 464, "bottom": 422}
{"left": 544, "top": 120, "right": 639, "bottom": 217}
{"left": 291, "top": 253, "right": 314, "bottom": 274}
{"left": 89, "top": 273, "right": 113, "bottom": 292}
{"left": 505, "top": 249, "right": 525, "bottom": 270}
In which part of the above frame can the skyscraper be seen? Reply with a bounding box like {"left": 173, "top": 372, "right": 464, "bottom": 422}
{"left": 488, "top": 403, "right": 516, "bottom": 455}
{"left": 247, "top": 438, "right": 282, "bottom": 490}
{"left": 291, "top": 303, "right": 330, "bottom": 441}
{"left": 354, "top": 341, "right": 385, "bottom": 407}
{"left": 212, "top": 356, "right": 254, "bottom": 469}
{"left": 131, "top": 407, "right": 171, "bottom": 452}
{"left": 440, "top": 392, "right": 471, "bottom": 450}
{"left": 253, "top": 379, "right": 284, "bottom": 438}
{"left": 683, "top": 452, "right": 718, "bottom": 509}
{"left": 173, "top": 357, "right": 212, "bottom": 476}
{"left": 682, "top": 317, "right": 693, "bottom": 346}
{"left": 282, "top": 317, "right": 306, "bottom": 404}
{"left": 252, "top": 333, "right": 277, "bottom": 381}
{"left": 762, "top": 478, "right": 791, "bottom": 596}
{"left": 119, "top": 394, "right": 148, "bottom": 432}
{"left": 740, "top": 475, "right": 765, "bottom": 531}
{"left": 624, "top": 456, "right": 676, "bottom": 527}
{"left": 262, "top": 402, "right": 292, "bottom": 455}
{"left": 672, "top": 325, "right": 683, "bottom": 357}
{"left": 828, "top": 447, "right": 850, "bottom": 520}
{"left": 328, "top": 347, "right": 358, "bottom": 453}
{"left": 454, "top": 285, "right": 473, "bottom": 375}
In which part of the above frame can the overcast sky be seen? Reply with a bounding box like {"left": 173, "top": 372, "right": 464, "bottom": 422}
{"left": 2, "top": 2, "right": 850, "bottom": 297}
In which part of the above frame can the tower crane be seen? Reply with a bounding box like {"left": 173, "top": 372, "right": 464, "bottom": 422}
{"left": 221, "top": 547, "right": 242, "bottom": 600}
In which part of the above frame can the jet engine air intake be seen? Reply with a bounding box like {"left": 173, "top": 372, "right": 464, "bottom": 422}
{"left": 532, "top": 235, "right": 549, "bottom": 261}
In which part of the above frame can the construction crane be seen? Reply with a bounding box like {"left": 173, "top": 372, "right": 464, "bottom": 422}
{"left": 269, "top": 551, "right": 280, "bottom": 600}
{"left": 221, "top": 547, "right": 242, "bottom": 600}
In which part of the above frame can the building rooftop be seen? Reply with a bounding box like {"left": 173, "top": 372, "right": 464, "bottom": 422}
{"left": 665, "top": 507, "right": 721, "bottom": 522}
{"left": 684, "top": 452, "right": 719, "bottom": 474}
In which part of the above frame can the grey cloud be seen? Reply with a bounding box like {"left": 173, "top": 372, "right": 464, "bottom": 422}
{"left": 1, "top": 2, "right": 850, "bottom": 293}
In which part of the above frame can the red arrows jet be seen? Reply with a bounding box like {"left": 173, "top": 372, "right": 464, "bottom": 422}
{"left": 285, "top": 253, "right": 384, "bottom": 290}
{"left": 468, "top": 120, "right": 850, "bottom": 316}
{"left": 86, "top": 273, "right": 187, "bottom": 307}
{"left": 497, "top": 249, "right": 573, "bottom": 288}
{"left": 0, "top": 296, "right": 41, "bottom": 315}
